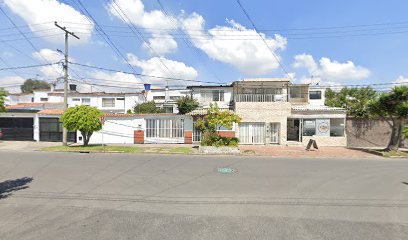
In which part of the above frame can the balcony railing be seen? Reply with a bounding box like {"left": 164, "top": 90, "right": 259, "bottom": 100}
{"left": 234, "top": 94, "right": 287, "bottom": 102}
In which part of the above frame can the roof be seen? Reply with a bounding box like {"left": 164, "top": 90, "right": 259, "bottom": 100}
{"left": 105, "top": 113, "right": 180, "bottom": 117}
{"left": 8, "top": 93, "right": 33, "bottom": 96}
{"left": 187, "top": 84, "right": 232, "bottom": 89}
{"left": 6, "top": 102, "right": 63, "bottom": 109}
{"left": 292, "top": 105, "right": 346, "bottom": 112}
{"left": 47, "top": 92, "right": 142, "bottom": 97}
{"left": 38, "top": 108, "right": 65, "bottom": 115}
{"left": 239, "top": 78, "right": 290, "bottom": 83}
{"left": 187, "top": 107, "right": 232, "bottom": 116}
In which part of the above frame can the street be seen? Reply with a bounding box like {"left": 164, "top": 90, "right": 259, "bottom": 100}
{"left": 0, "top": 151, "right": 408, "bottom": 239}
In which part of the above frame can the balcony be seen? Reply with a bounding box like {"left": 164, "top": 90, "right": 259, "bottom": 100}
{"left": 234, "top": 94, "right": 287, "bottom": 102}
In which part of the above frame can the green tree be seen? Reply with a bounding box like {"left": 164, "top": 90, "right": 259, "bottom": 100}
{"left": 195, "top": 104, "right": 242, "bottom": 147}
{"left": 403, "top": 125, "right": 408, "bottom": 139}
{"left": 369, "top": 86, "right": 408, "bottom": 151}
{"left": 0, "top": 88, "right": 7, "bottom": 112}
{"left": 20, "top": 79, "right": 50, "bottom": 93}
{"left": 61, "top": 105, "right": 104, "bottom": 146}
{"left": 133, "top": 101, "right": 165, "bottom": 114}
{"left": 325, "top": 87, "right": 377, "bottom": 118}
{"left": 176, "top": 95, "right": 199, "bottom": 114}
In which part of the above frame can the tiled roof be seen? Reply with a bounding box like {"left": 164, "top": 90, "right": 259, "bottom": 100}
{"left": 187, "top": 108, "right": 232, "bottom": 116}
{"left": 6, "top": 102, "right": 63, "bottom": 109}
{"left": 292, "top": 105, "right": 346, "bottom": 112}
{"left": 38, "top": 108, "right": 65, "bottom": 115}
{"left": 104, "top": 113, "right": 180, "bottom": 117}
{"left": 47, "top": 92, "right": 142, "bottom": 96}
{"left": 240, "top": 78, "right": 290, "bottom": 82}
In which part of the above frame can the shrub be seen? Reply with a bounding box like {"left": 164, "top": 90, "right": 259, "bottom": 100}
{"left": 200, "top": 131, "right": 239, "bottom": 147}
{"left": 134, "top": 101, "right": 165, "bottom": 114}
{"left": 176, "top": 95, "right": 199, "bottom": 114}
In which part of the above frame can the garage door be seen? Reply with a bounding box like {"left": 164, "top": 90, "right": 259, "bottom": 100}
{"left": 0, "top": 118, "right": 34, "bottom": 141}
{"left": 39, "top": 118, "right": 77, "bottom": 142}
{"left": 239, "top": 123, "right": 265, "bottom": 144}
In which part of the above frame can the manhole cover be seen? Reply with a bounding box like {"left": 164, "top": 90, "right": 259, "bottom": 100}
{"left": 217, "top": 167, "right": 235, "bottom": 174}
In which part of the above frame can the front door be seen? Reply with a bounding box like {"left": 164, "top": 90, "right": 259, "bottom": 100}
{"left": 287, "top": 119, "right": 300, "bottom": 141}
{"left": 270, "top": 123, "right": 280, "bottom": 144}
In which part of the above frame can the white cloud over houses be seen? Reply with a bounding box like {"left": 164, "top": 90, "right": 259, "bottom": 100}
{"left": 180, "top": 13, "right": 287, "bottom": 75}
{"left": 4, "top": 0, "right": 94, "bottom": 44}
{"left": 107, "top": 0, "right": 178, "bottom": 55}
{"left": 0, "top": 76, "right": 25, "bottom": 93}
{"left": 127, "top": 53, "right": 198, "bottom": 86}
{"left": 293, "top": 53, "right": 370, "bottom": 84}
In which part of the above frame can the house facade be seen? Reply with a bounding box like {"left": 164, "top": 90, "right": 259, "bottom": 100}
{"left": 1, "top": 79, "right": 346, "bottom": 146}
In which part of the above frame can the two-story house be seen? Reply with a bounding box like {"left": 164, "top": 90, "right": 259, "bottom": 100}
{"left": 233, "top": 78, "right": 347, "bottom": 146}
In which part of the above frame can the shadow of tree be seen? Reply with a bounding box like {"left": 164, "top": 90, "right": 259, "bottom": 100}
{"left": 0, "top": 177, "right": 33, "bottom": 199}
{"left": 403, "top": 182, "right": 408, "bottom": 186}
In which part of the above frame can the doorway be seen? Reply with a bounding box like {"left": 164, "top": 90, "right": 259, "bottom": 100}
{"left": 287, "top": 119, "right": 301, "bottom": 141}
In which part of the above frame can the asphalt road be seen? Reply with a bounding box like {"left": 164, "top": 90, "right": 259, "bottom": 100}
{"left": 0, "top": 151, "right": 407, "bottom": 239}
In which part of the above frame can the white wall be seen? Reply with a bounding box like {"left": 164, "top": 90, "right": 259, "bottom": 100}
{"left": 308, "top": 87, "right": 326, "bottom": 106}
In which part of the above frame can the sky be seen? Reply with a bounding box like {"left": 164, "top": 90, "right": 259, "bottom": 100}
{"left": 0, "top": 0, "right": 407, "bottom": 93}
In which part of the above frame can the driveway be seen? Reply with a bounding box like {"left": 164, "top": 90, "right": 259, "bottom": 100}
{"left": 0, "top": 152, "right": 407, "bottom": 239}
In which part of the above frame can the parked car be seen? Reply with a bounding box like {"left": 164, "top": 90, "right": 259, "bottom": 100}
{"left": 0, "top": 128, "right": 3, "bottom": 140}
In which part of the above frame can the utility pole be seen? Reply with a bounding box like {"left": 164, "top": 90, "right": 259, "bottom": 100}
{"left": 55, "top": 21, "right": 79, "bottom": 146}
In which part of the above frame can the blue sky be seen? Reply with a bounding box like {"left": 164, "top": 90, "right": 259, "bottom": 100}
{"left": 0, "top": 0, "right": 407, "bottom": 93}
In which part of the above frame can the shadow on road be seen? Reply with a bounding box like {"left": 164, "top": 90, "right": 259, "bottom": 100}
{"left": 402, "top": 182, "right": 408, "bottom": 186}
{"left": 0, "top": 177, "right": 33, "bottom": 199}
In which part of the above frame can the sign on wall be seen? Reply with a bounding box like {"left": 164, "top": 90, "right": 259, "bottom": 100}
{"left": 316, "top": 119, "right": 330, "bottom": 136}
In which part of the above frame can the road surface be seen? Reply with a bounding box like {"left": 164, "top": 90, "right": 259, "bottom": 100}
{"left": 0, "top": 151, "right": 407, "bottom": 239}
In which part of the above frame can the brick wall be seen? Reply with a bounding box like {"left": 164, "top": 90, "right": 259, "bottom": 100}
{"left": 184, "top": 130, "right": 192, "bottom": 144}
{"left": 217, "top": 131, "right": 236, "bottom": 138}
{"left": 134, "top": 130, "right": 144, "bottom": 144}
{"left": 346, "top": 118, "right": 407, "bottom": 148}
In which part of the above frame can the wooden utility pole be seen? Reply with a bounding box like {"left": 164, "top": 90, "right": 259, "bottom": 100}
{"left": 55, "top": 22, "right": 79, "bottom": 146}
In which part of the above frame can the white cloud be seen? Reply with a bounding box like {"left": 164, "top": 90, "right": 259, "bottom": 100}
{"left": 0, "top": 76, "right": 25, "bottom": 93}
{"left": 127, "top": 53, "right": 198, "bottom": 86}
{"left": 4, "top": 0, "right": 94, "bottom": 44}
{"left": 180, "top": 13, "right": 287, "bottom": 75}
{"left": 107, "top": 0, "right": 178, "bottom": 55}
{"left": 293, "top": 53, "right": 370, "bottom": 84}
{"left": 32, "top": 49, "right": 64, "bottom": 80}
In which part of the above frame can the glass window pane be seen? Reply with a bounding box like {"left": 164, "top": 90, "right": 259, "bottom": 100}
{"left": 330, "top": 118, "right": 345, "bottom": 137}
{"left": 303, "top": 119, "right": 316, "bottom": 136}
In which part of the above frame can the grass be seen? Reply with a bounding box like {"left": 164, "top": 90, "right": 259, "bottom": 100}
{"left": 42, "top": 145, "right": 194, "bottom": 155}
{"left": 379, "top": 150, "right": 408, "bottom": 158}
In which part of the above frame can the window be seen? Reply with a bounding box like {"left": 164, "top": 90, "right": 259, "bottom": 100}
{"left": 40, "top": 98, "right": 48, "bottom": 102}
{"left": 146, "top": 119, "right": 184, "bottom": 138}
{"left": 330, "top": 118, "right": 345, "bottom": 137}
{"left": 31, "top": 97, "right": 34, "bottom": 102}
{"left": 102, "top": 98, "right": 115, "bottom": 107}
{"left": 303, "top": 119, "right": 316, "bottom": 136}
{"left": 153, "top": 96, "right": 165, "bottom": 100}
{"left": 309, "top": 91, "right": 322, "bottom": 100}
{"left": 116, "top": 97, "right": 125, "bottom": 100}
{"left": 163, "top": 105, "right": 174, "bottom": 113}
{"left": 212, "top": 90, "right": 224, "bottom": 101}
{"left": 81, "top": 98, "right": 90, "bottom": 105}
{"left": 72, "top": 98, "right": 80, "bottom": 102}
{"left": 170, "top": 96, "right": 181, "bottom": 100}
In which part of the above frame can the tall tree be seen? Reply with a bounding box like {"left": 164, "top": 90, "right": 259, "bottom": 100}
{"left": 61, "top": 105, "right": 104, "bottom": 146}
{"left": 133, "top": 101, "right": 165, "bottom": 114}
{"left": 325, "top": 87, "right": 377, "bottom": 118}
{"left": 176, "top": 95, "right": 199, "bottom": 114}
{"left": 369, "top": 86, "right": 408, "bottom": 151}
{"left": 20, "top": 79, "right": 51, "bottom": 93}
{"left": 0, "top": 88, "right": 6, "bottom": 112}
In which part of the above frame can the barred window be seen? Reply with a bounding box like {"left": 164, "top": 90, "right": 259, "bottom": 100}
{"left": 102, "top": 98, "right": 115, "bottom": 107}
{"left": 146, "top": 119, "right": 184, "bottom": 138}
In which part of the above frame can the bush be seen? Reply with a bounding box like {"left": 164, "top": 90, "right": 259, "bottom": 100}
{"left": 134, "top": 101, "right": 165, "bottom": 114}
{"left": 200, "top": 131, "right": 239, "bottom": 147}
{"left": 176, "top": 95, "right": 199, "bottom": 114}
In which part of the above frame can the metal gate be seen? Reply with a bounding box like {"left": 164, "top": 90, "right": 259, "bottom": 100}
{"left": 0, "top": 118, "right": 34, "bottom": 141}
{"left": 270, "top": 123, "right": 280, "bottom": 143}
{"left": 39, "top": 118, "right": 76, "bottom": 142}
{"left": 239, "top": 123, "right": 265, "bottom": 144}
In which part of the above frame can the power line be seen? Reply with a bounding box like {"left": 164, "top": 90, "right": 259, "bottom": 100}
{"left": 109, "top": 0, "right": 180, "bottom": 85}
{"left": 72, "top": 0, "right": 143, "bottom": 80}
{"left": 234, "top": 0, "right": 292, "bottom": 79}
{"left": 68, "top": 61, "right": 224, "bottom": 85}
{"left": 0, "top": 62, "right": 60, "bottom": 71}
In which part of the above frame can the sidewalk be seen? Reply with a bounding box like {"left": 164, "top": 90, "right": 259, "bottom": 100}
{"left": 0, "top": 141, "right": 60, "bottom": 152}
{"left": 240, "top": 145, "right": 382, "bottom": 158}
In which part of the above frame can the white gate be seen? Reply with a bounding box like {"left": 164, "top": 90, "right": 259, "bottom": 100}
{"left": 270, "top": 123, "right": 280, "bottom": 143}
{"left": 239, "top": 123, "right": 265, "bottom": 144}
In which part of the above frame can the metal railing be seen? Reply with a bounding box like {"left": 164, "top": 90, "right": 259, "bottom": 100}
{"left": 234, "top": 94, "right": 287, "bottom": 102}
